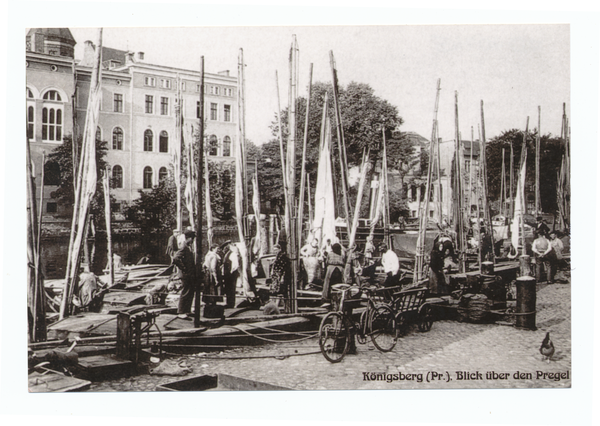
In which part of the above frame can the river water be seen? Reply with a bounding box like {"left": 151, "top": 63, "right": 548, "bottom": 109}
{"left": 41, "top": 230, "right": 239, "bottom": 280}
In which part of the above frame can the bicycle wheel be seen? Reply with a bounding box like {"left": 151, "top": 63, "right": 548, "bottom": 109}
{"left": 370, "top": 305, "right": 397, "bottom": 352}
{"left": 417, "top": 304, "right": 434, "bottom": 332}
{"left": 356, "top": 309, "right": 368, "bottom": 345}
{"left": 319, "top": 312, "right": 350, "bottom": 363}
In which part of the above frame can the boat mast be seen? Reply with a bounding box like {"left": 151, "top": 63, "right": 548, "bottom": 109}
{"left": 480, "top": 100, "right": 495, "bottom": 264}
{"left": 60, "top": 28, "right": 103, "bottom": 319}
{"left": 329, "top": 51, "right": 352, "bottom": 230}
{"left": 286, "top": 37, "right": 299, "bottom": 314}
{"left": 535, "top": 105, "right": 541, "bottom": 215}
{"left": 297, "top": 63, "right": 313, "bottom": 252}
{"left": 194, "top": 56, "right": 205, "bottom": 328}
{"left": 102, "top": 167, "right": 114, "bottom": 286}
{"left": 453, "top": 91, "right": 466, "bottom": 271}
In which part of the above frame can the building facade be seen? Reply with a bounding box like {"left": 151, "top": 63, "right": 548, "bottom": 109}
{"left": 26, "top": 28, "right": 238, "bottom": 219}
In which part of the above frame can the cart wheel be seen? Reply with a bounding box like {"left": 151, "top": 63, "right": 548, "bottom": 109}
{"left": 418, "top": 305, "right": 434, "bottom": 332}
{"left": 370, "top": 305, "right": 397, "bottom": 352}
{"left": 319, "top": 312, "right": 350, "bottom": 363}
{"left": 356, "top": 310, "right": 368, "bottom": 345}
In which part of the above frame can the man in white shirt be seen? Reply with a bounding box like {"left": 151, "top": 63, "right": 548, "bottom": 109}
{"left": 532, "top": 232, "right": 556, "bottom": 283}
{"left": 380, "top": 243, "right": 400, "bottom": 287}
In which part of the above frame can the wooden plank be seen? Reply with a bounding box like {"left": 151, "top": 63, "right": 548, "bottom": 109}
{"left": 28, "top": 371, "right": 91, "bottom": 392}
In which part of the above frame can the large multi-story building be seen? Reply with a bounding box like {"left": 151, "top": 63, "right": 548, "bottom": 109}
{"left": 26, "top": 28, "right": 238, "bottom": 218}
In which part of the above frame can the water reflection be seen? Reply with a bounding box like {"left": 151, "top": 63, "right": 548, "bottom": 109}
{"left": 41, "top": 230, "right": 239, "bottom": 280}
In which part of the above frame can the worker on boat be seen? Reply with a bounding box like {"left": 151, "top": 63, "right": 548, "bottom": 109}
{"left": 172, "top": 229, "right": 197, "bottom": 319}
{"left": 222, "top": 242, "right": 240, "bottom": 308}
{"left": 166, "top": 229, "right": 180, "bottom": 262}
{"left": 299, "top": 237, "right": 322, "bottom": 289}
{"left": 380, "top": 243, "right": 401, "bottom": 288}
{"left": 269, "top": 243, "right": 292, "bottom": 311}
{"left": 203, "top": 244, "right": 222, "bottom": 306}
{"left": 76, "top": 265, "right": 106, "bottom": 312}
{"left": 321, "top": 243, "right": 346, "bottom": 307}
{"left": 428, "top": 242, "right": 448, "bottom": 295}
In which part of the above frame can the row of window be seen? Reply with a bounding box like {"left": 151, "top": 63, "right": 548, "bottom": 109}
{"left": 143, "top": 76, "right": 234, "bottom": 97}
{"left": 110, "top": 164, "right": 169, "bottom": 190}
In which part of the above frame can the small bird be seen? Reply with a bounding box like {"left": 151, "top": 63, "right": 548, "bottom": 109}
{"left": 539, "top": 332, "right": 555, "bottom": 363}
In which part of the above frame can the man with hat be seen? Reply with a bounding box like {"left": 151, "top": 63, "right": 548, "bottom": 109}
{"left": 173, "top": 229, "right": 197, "bottom": 318}
{"left": 535, "top": 216, "right": 550, "bottom": 237}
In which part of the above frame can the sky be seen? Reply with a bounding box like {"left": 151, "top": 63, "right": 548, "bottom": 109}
{"left": 67, "top": 24, "right": 570, "bottom": 145}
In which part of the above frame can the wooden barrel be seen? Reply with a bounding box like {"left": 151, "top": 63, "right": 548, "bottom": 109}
{"left": 515, "top": 276, "right": 536, "bottom": 330}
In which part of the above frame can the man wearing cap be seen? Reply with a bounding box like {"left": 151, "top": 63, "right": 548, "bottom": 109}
{"left": 172, "top": 229, "right": 197, "bottom": 318}
{"left": 535, "top": 216, "right": 550, "bottom": 237}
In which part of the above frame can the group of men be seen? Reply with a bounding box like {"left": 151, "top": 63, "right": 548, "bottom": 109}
{"left": 166, "top": 228, "right": 251, "bottom": 319}
{"left": 298, "top": 235, "right": 403, "bottom": 306}
{"left": 532, "top": 217, "right": 565, "bottom": 284}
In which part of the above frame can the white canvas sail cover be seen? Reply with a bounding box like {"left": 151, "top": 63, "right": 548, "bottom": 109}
{"left": 511, "top": 154, "right": 527, "bottom": 249}
{"left": 313, "top": 101, "right": 336, "bottom": 246}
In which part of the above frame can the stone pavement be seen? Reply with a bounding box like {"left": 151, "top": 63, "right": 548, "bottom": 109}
{"left": 89, "top": 281, "right": 571, "bottom": 392}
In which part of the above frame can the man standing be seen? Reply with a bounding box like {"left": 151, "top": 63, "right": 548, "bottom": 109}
{"left": 380, "top": 243, "right": 400, "bottom": 288}
{"left": 535, "top": 216, "right": 550, "bottom": 237}
{"left": 532, "top": 232, "right": 555, "bottom": 284}
{"left": 549, "top": 231, "right": 565, "bottom": 278}
{"left": 166, "top": 229, "right": 180, "bottom": 262}
{"left": 203, "top": 244, "right": 222, "bottom": 305}
{"left": 172, "top": 229, "right": 197, "bottom": 318}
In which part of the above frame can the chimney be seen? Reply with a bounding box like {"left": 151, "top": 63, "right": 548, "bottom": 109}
{"left": 82, "top": 40, "right": 96, "bottom": 66}
{"left": 137, "top": 52, "right": 144, "bottom": 61}
{"left": 218, "top": 70, "right": 230, "bottom": 76}
{"left": 125, "top": 51, "right": 135, "bottom": 65}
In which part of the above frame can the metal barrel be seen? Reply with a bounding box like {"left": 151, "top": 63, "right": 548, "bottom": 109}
{"left": 515, "top": 275, "right": 536, "bottom": 330}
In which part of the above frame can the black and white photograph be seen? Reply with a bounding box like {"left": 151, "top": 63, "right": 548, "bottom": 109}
{"left": 3, "top": 2, "right": 599, "bottom": 425}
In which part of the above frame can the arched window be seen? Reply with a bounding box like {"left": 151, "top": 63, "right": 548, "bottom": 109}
{"left": 143, "top": 166, "right": 153, "bottom": 189}
{"left": 222, "top": 136, "right": 231, "bottom": 157}
{"left": 159, "top": 131, "right": 169, "bottom": 153}
{"left": 41, "top": 90, "right": 64, "bottom": 142}
{"left": 43, "top": 90, "right": 62, "bottom": 101}
{"left": 96, "top": 127, "right": 102, "bottom": 142}
{"left": 112, "top": 127, "right": 123, "bottom": 150}
{"left": 144, "top": 129, "right": 153, "bottom": 152}
{"left": 159, "top": 167, "right": 168, "bottom": 182}
{"left": 208, "top": 135, "right": 218, "bottom": 156}
{"left": 43, "top": 161, "right": 61, "bottom": 186}
{"left": 112, "top": 165, "right": 123, "bottom": 188}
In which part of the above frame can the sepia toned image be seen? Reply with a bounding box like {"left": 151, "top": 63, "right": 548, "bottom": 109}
{"left": 24, "top": 23, "right": 573, "bottom": 396}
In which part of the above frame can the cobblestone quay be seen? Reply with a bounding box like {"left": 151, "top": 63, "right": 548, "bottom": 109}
{"left": 90, "top": 281, "right": 571, "bottom": 391}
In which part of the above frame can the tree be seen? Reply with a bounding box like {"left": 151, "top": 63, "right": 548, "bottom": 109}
{"left": 46, "top": 134, "right": 111, "bottom": 229}
{"left": 486, "top": 129, "right": 565, "bottom": 214}
{"left": 126, "top": 174, "right": 177, "bottom": 233}
{"left": 260, "top": 80, "right": 415, "bottom": 220}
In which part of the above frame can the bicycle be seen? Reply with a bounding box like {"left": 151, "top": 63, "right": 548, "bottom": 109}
{"left": 318, "top": 284, "right": 398, "bottom": 363}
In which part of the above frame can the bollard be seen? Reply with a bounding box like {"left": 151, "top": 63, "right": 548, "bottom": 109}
{"left": 519, "top": 255, "right": 531, "bottom": 277}
{"left": 515, "top": 276, "right": 536, "bottom": 330}
{"left": 482, "top": 261, "right": 495, "bottom": 275}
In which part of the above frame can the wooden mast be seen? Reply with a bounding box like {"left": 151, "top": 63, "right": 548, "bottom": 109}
{"left": 329, "top": 51, "right": 352, "bottom": 231}
{"left": 60, "top": 28, "right": 103, "bottom": 319}
{"left": 194, "top": 56, "right": 205, "bottom": 328}
{"left": 102, "top": 167, "right": 114, "bottom": 286}
{"left": 469, "top": 127, "right": 474, "bottom": 218}
{"left": 175, "top": 75, "right": 183, "bottom": 231}
{"left": 500, "top": 148, "right": 506, "bottom": 218}
{"left": 297, "top": 63, "right": 313, "bottom": 252}
{"left": 480, "top": 101, "right": 495, "bottom": 263}
{"left": 453, "top": 91, "right": 465, "bottom": 270}
{"left": 520, "top": 118, "right": 529, "bottom": 255}
{"left": 535, "top": 105, "right": 541, "bottom": 215}
{"left": 275, "top": 70, "right": 289, "bottom": 241}
{"left": 348, "top": 146, "right": 370, "bottom": 249}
